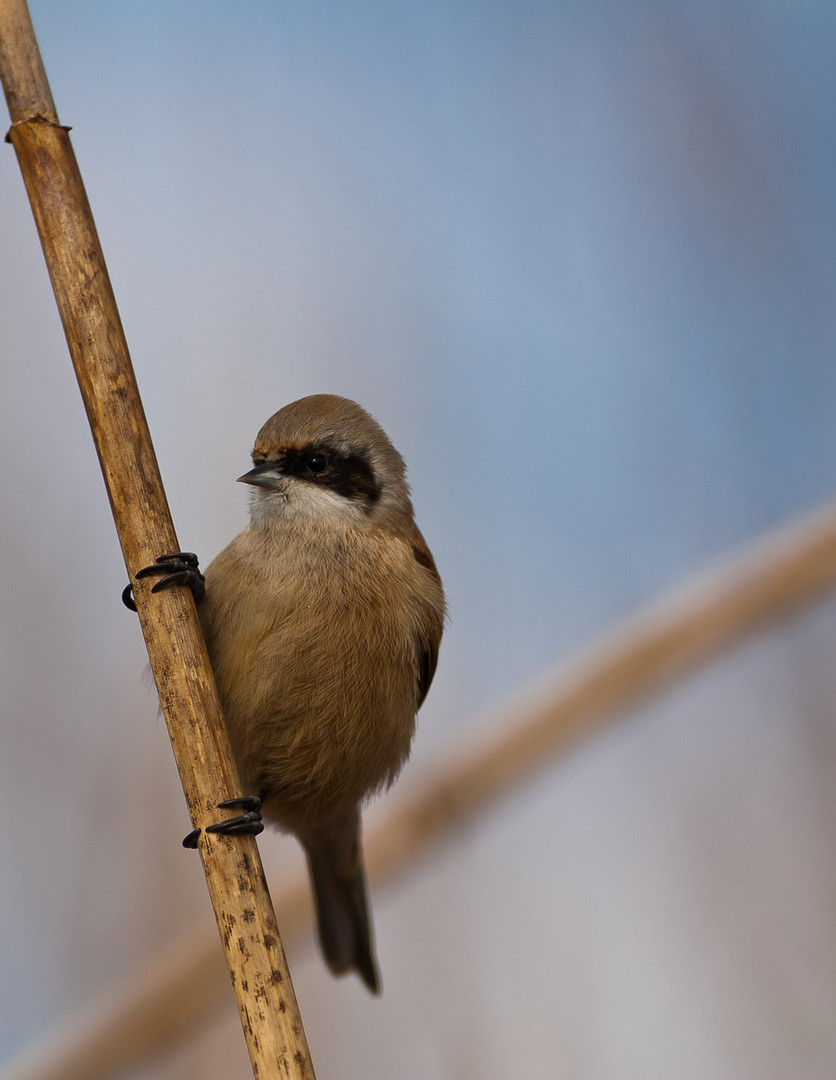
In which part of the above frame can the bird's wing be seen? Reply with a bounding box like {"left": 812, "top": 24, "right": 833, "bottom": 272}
{"left": 411, "top": 534, "right": 445, "bottom": 710}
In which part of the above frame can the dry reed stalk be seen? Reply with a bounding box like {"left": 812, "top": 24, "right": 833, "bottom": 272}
{"left": 0, "top": 3, "right": 315, "bottom": 1077}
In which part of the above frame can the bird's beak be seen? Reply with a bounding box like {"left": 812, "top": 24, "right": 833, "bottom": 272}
{"left": 237, "top": 463, "right": 285, "bottom": 491}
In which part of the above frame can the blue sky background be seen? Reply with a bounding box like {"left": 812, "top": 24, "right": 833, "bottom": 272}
{"left": 2, "top": 2, "right": 836, "bottom": 1077}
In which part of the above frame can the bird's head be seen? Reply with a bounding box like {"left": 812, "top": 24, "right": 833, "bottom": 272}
{"left": 239, "top": 394, "right": 415, "bottom": 531}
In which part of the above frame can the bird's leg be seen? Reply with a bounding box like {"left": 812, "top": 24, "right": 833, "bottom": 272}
{"left": 122, "top": 553, "right": 258, "bottom": 849}
{"left": 183, "top": 794, "right": 265, "bottom": 849}
{"left": 122, "top": 552, "right": 205, "bottom": 611}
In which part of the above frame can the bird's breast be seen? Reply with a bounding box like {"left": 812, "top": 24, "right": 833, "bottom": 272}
{"left": 198, "top": 522, "right": 428, "bottom": 825}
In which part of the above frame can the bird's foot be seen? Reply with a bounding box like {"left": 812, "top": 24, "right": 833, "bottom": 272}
{"left": 182, "top": 795, "right": 264, "bottom": 849}
{"left": 122, "top": 552, "right": 205, "bottom": 611}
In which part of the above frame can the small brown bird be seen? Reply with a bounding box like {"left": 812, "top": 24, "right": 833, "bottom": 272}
{"left": 138, "top": 395, "right": 445, "bottom": 992}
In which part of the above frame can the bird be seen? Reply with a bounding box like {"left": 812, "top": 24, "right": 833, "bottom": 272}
{"left": 130, "top": 394, "right": 445, "bottom": 993}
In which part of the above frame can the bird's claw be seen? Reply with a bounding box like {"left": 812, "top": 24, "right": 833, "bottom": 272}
{"left": 182, "top": 795, "right": 264, "bottom": 848}
{"left": 122, "top": 552, "right": 205, "bottom": 611}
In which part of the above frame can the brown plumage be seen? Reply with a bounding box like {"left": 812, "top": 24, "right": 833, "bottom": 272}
{"left": 198, "top": 394, "right": 445, "bottom": 992}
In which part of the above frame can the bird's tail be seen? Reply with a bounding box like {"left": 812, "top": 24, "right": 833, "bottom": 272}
{"left": 303, "top": 811, "right": 380, "bottom": 994}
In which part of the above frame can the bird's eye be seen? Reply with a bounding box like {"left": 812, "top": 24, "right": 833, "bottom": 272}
{"left": 306, "top": 453, "right": 329, "bottom": 473}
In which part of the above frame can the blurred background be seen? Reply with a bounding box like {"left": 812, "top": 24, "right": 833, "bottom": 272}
{"left": 2, "top": 0, "right": 836, "bottom": 1077}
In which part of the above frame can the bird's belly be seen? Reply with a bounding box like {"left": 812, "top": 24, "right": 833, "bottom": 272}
{"left": 205, "top": 580, "right": 418, "bottom": 830}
